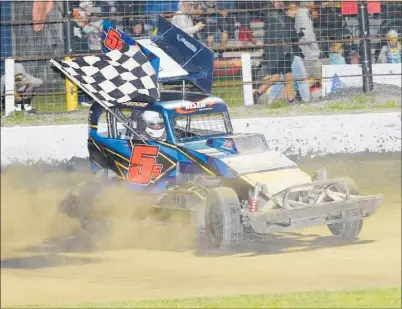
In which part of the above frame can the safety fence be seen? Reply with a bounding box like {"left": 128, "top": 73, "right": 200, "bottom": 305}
{"left": 0, "top": 1, "right": 401, "bottom": 115}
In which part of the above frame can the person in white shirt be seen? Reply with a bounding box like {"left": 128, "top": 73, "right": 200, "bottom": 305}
{"left": 171, "top": 0, "right": 205, "bottom": 37}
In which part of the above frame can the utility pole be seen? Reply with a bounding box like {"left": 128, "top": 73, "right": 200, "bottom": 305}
{"left": 358, "top": 0, "right": 374, "bottom": 92}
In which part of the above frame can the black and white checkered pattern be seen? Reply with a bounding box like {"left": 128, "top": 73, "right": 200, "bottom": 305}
{"left": 53, "top": 44, "right": 160, "bottom": 106}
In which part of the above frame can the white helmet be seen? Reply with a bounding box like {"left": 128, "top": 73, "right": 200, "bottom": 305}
{"left": 142, "top": 111, "right": 166, "bottom": 140}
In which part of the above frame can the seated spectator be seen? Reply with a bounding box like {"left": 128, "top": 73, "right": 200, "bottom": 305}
{"left": 195, "top": 0, "right": 233, "bottom": 49}
{"left": 171, "top": 0, "right": 205, "bottom": 37}
{"left": 1, "top": 63, "right": 43, "bottom": 113}
{"left": 349, "top": 50, "right": 360, "bottom": 64}
{"left": 329, "top": 42, "right": 346, "bottom": 65}
{"left": 216, "top": 0, "right": 237, "bottom": 48}
{"left": 131, "top": 19, "right": 145, "bottom": 37}
{"left": 236, "top": 0, "right": 266, "bottom": 46}
{"left": 116, "top": 1, "right": 145, "bottom": 36}
{"left": 377, "top": 30, "right": 401, "bottom": 64}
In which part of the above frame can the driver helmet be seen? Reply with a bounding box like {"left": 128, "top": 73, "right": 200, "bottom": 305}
{"left": 142, "top": 111, "right": 166, "bottom": 140}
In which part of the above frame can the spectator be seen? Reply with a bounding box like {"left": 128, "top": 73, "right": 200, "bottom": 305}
{"left": 194, "top": 0, "right": 234, "bottom": 49}
{"left": 329, "top": 42, "right": 346, "bottom": 65}
{"left": 216, "top": 0, "right": 237, "bottom": 48}
{"left": 253, "top": 2, "right": 310, "bottom": 105}
{"left": 72, "top": 1, "right": 102, "bottom": 52}
{"left": 349, "top": 50, "right": 360, "bottom": 64}
{"left": 116, "top": 1, "right": 145, "bottom": 36}
{"left": 1, "top": 63, "right": 43, "bottom": 113}
{"left": 295, "top": 1, "right": 322, "bottom": 80}
{"left": 377, "top": 30, "right": 401, "bottom": 64}
{"left": 171, "top": 0, "right": 205, "bottom": 37}
{"left": 236, "top": 0, "right": 266, "bottom": 45}
{"left": 131, "top": 19, "right": 145, "bottom": 37}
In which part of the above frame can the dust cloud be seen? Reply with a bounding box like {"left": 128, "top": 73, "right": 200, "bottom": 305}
{"left": 1, "top": 165, "right": 197, "bottom": 261}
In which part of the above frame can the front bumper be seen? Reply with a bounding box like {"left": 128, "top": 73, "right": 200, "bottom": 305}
{"left": 247, "top": 180, "right": 383, "bottom": 234}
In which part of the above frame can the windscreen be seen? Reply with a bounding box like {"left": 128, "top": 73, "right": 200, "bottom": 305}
{"left": 171, "top": 112, "right": 231, "bottom": 141}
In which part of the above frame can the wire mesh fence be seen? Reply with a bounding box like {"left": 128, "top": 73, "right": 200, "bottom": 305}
{"left": 1, "top": 0, "right": 401, "bottom": 115}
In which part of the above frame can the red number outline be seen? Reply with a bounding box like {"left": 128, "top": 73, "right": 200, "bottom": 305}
{"left": 104, "top": 28, "right": 123, "bottom": 51}
{"left": 128, "top": 145, "right": 162, "bottom": 185}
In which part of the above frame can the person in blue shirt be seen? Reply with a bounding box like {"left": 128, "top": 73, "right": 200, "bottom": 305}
{"left": 329, "top": 42, "right": 346, "bottom": 65}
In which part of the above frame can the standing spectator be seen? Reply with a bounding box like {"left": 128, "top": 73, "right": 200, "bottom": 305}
{"left": 377, "top": 30, "right": 401, "bottom": 64}
{"left": 253, "top": 2, "right": 310, "bottom": 104}
{"left": 295, "top": 1, "right": 322, "bottom": 81}
{"left": 171, "top": 0, "right": 205, "bottom": 37}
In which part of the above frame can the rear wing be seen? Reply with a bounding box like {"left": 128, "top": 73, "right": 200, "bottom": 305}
{"left": 146, "top": 16, "right": 215, "bottom": 95}
{"left": 103, "top": 16, "right": 214, "bottom": 95}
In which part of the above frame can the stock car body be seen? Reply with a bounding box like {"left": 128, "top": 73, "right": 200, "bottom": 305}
{"left": 56, "top": 16, "right": 383, "bottom": 250}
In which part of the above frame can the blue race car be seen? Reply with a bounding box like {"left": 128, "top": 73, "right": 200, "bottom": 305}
{"left": 56, "top": 17, "right": 383, "bottom": 251}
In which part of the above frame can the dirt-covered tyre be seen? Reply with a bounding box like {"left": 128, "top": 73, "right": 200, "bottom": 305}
{"left": 59, "top": 176, "right": 110, "bottom": 235}
{"left": 204, "top": 187, "right": 243, "bottom": 250}
{"left": 327, "top": 177, "right": 363, "bottom": 240}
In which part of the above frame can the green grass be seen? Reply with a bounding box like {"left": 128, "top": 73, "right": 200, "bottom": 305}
{"left": 10, "top": 287, "right": 401, "bottom": 308}
{"left": 1, "top": 87, "right": 400, "bottom": 126}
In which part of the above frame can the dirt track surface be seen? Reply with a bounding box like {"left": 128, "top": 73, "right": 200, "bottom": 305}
{"left": 1, "top": 153, "right": 401, "bottom": 307}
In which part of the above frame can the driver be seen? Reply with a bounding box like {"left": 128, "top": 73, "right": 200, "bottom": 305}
{"left": 141, "top": 110, "right": 167, "bottom": 141}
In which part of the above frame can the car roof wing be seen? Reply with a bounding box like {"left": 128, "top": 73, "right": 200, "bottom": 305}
{"left": 149, "top": 15, "right": 215, "bottom": 95}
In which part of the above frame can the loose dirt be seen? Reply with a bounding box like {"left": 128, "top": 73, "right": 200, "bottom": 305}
{"left": 1, "top": 153, "right": 400, "bottom": 307}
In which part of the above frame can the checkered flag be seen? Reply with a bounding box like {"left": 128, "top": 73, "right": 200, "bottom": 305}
{"left": 51, "top": 43, "right": 160, "bottom": 106}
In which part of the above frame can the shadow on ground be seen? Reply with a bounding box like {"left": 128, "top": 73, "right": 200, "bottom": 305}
{"left": 20, "top": 224, "right": 375, "bottom": 260}
{"left": 1, "top": 253, "right": 100, "bottom": 269}
{"left": 196, "top": 232, "right": 375, "bottom": 257}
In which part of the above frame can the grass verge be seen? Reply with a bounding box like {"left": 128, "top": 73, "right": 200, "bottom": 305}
{"left": 1, "top": 89, "right": 400, "bottom": 127}
{"left": 9, "top": 287, "right": 401, "bottom": 309}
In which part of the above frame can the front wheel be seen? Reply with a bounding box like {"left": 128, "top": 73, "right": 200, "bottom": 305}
{"left": 204, "top": 187, "right": 243, "bottom": 250}
{"left": 326, "top": 178, "right": 363, "bottom": 240}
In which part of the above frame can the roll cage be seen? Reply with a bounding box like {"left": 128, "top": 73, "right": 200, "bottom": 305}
{"left": 89, "top": 90, "right": 234, "bottom": 144}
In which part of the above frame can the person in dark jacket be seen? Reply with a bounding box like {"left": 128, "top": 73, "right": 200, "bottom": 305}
{"left": 253, "top": 2, "right": 305, "bottom": 104}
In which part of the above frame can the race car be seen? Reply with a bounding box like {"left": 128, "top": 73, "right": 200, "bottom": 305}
{"left": 54, "top": 17, "right": 383, "bottom": 251}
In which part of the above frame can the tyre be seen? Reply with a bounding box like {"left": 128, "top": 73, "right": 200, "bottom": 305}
{"left": 204, "top": 187, "right": 243, "bottom": 250}
{"left": 59, "top": 176, "right": 111, "bottom": 236}
{"left": 326, "top": 178, "right": 363, "bottom": 240}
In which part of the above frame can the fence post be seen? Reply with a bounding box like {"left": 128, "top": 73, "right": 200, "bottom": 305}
{"left": 357, "top": 0, "right": 373, "bottom": 92}
{"left": 63, "top": 0, "right": 78, "bottom": 111}
{"left": 4, "top": 58, "right": 15, "bottom": 116}
{"left": 241, "top": 53, "right": 253, "bottom": 106}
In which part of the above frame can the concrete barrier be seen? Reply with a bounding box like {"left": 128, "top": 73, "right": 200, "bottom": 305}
{"left": 1, "top": 112, "right": 401, "bottom": 166}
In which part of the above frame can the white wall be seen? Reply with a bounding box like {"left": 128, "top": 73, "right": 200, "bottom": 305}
{"left": 1, "top": 112, "right": 401, "bottom": 166}
{"left": 322, "top": 64, "right": 402, "bottom": 96}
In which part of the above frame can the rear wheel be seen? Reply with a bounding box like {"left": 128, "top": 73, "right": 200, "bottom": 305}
{"left": 204, "top": 187, "right": 243, "bottom": 250}
{"left": 59, "top": 176, "right": 111, "bottom": 237}
{"left": 326, "top": 178, "right": 363, "bottom": 240}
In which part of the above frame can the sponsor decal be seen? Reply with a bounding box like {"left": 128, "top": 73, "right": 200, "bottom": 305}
{"left": 223, "top": 140, "right": 233, "bottom": 149}
{"left": 176, "top": 99, "right": 215, "bottom": 114}
{"left": 176, "top": 34, "right": 197, "bottom": 53}
{"left": 123, "top": 102, "right": 149, "bottom": 108}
